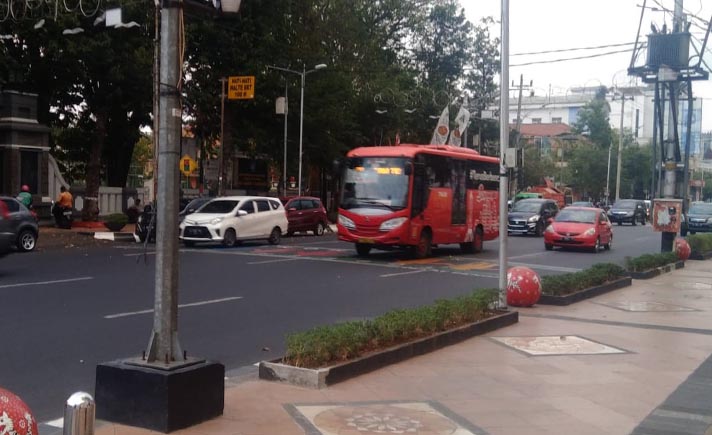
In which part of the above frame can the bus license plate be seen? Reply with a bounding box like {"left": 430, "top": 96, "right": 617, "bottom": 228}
{"left": 358, "top": 237, "right": 375, "bottom": 244}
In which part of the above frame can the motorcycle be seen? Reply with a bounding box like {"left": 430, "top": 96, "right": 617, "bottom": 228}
{"left": 51, "top": 201, "right": 73, "bottom": 229}
{"left": 134, "top": 204, "right": 156, "bottom": 243}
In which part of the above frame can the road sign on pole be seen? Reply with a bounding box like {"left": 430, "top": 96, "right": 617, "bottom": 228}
{"left": 180, "top": 155, "right": 197, "bottom": 176}
{"left": 228, "top": 76, "right": 255, "bottom": 100}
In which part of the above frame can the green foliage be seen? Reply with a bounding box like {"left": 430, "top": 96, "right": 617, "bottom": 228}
{"left": 284, "top": 288, "right": 499, "bottom": 368}
{"left": 686, "top": 234, "right": 712, "bottom": 254}
{"left": 572, "top": 96, "right": 612, "bottom": 147}
{"left": 624, "top": 252, "right": 680, "bottom": 272}
{"left": 104, "top": 213, "right": 128, "bottom": 225}
{"left": 541, "top": 263, "right": 627, "bottom": 296}
{"left": 522, "top": 146, "right": 556, "bottom": 189}
{"left": 564, "top": 143, "right": 610, "bottom": 200}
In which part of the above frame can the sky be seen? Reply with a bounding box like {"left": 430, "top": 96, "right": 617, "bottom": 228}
{"left": 461, "top": 0, "right": 712, "bottom": 131}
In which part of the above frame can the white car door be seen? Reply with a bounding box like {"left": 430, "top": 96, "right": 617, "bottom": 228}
{"left": 254, "top": 199, "right": 273, "bottom": 237}
{"left": 236, "top": 200, "right": 259, "bottom": 239}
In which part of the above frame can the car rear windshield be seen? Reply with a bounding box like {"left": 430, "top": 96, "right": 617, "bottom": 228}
{"left": 196, "top": 200, "right": 238, "bottom": 214}
{"left": 689, "top": 203, "right": 712, "bottom": 215}
{"left": 556, "top": 209, "right": 597, "bottom": 224}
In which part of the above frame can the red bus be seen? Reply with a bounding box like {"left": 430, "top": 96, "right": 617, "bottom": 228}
{"left": 337, "top": 144, "right": 500, "bottom": 257}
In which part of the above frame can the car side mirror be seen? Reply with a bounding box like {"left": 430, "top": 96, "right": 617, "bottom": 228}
{"left": 237, "top": 210, "right": 248, "bottom": 216}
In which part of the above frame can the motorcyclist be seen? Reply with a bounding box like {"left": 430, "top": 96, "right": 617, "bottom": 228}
{"left": 53, "top": 186, "right": 74, "bottom": 228}
{"left": 17, "top": 185, "right": 32, "bottom": 208}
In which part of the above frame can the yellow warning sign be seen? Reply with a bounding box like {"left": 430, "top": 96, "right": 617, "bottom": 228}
{"left": 228, "top": 76, "right": 255, "bottom": 100}
{"left": 180, "top": 155, "right": 197, "bottom": 176}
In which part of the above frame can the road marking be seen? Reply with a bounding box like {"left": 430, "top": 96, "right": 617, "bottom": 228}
{"left": 247, "top": 258, "right": 301, "bottom": 265}
{"left": 509, "top": 261, "right": 581, "bottom": 272}
{"left": 449, "top": 262, "right": 497, "bottom": 271}
{"left": 380, "top": 269, "right": 429, "bottom": 277}
{"left": 123, "top": 251, "right": 156, "bottom": 257}
{"left": 509, "top": 252, "right": 550, "bottom": 260}
{"left": 0, "top": 276, "right": 94, "bottom": 289}
{"left": 104, "top": 296, "right": 243, "bottom": 319}
{"left": 43, "top": 418, "right": 64, "bottom": 428}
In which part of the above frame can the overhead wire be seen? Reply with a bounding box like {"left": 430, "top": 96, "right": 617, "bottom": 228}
{"left": 511, "top": 41, "right": 637, "bottom": 57}
{"left": 510, "top": 47, "right": 640, "bottom": 67}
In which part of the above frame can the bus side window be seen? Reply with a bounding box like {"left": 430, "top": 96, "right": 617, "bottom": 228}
{"left": 412, "top": 162, "right": 428, "bottom": 217}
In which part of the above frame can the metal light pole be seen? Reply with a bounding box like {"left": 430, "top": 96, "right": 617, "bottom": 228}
{"left": 605, "top": 144, "right": 612, "bottom": 206}
{"left": 218, "top": 77, "right": 226, "bottom": 196}
{"left": 282, "top": 81, "right": 288, "bottom": 195}
{"left": 498, "top": 0, "right": 510, "bottom": 309}
{"left": 615, "top": 95, "right": 626, "bottom": 202}
{"left": 267, "top": 63, "right": 326, "bottom": 196}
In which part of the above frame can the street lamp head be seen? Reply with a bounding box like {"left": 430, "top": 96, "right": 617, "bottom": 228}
{"left": 314, "top": 64, "right": 327, "bottom": 70}
{"left": 218, "top": 0, "right": 242, "bottom": 13}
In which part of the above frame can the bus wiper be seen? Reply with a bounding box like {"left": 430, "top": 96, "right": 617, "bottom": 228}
{"left": 357, "top": 199, "right": 395, "bottom": 210}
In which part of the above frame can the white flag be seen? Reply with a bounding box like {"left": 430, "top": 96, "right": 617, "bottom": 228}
{"left": 430, "top": 106, "right": 449, "bottom": 145}
{"left": 448, "top": 100, "right": 471, "bottom": 147}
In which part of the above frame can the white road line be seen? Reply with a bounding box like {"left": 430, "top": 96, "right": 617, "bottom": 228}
{"left": 509, "top": 261, "right": 581, "bottom": 272}
{"left": 0, "top": 276, "right": 94, "bottom": 289}
{"left": 247, "top": 258, "right": 302, "bottom": 265}
{"left": 43, "top": 418, "right": 64, "bottom": 428}
{"left": 380, "top": 269, "right": 429, "bottom": 278}
{"left": 123, "top": 252, "right": 156, "bottom": 257}
{"left": 509, "top": 252, "right": 549, "bottom": 260}
{"left": 105, "top": 296, "right": 243, "bottom": 319}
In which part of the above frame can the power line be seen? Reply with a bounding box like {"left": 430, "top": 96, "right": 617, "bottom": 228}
{"left": 512, "top": 41, "right": 637, "bottom": 57}
{"left": 511, "top": 47, "right": 639, "bottom": 67}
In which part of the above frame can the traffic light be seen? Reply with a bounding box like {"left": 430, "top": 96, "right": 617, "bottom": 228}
{"left": 183, "top": 159, "right": 191, "bottom": 173}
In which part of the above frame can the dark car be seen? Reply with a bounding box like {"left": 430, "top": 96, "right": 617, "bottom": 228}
{"left": 0, "top": 196, "right": 40, "bottom": 252}
{"left": 684, "top": 201, "right": 712, "bottom": 235}
{"left": 0, "top": 200, "right": 15, "bottom": 257}
{"left": 283, "top": 196, "right": 329, "bottom": 236}
{"left": 570, "top": 201, "right": 595, "bottom": 208}
{"left": 135, "top": 197, "right": 214, "bottom": 243}
{"left": 607, "top": 199, "right": 646, "bottom": 225}
{"left": 507, "top": 198, "right": 559, "bottom": 236}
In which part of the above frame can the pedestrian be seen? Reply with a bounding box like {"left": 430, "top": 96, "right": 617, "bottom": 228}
{"left": 127, "top": 198, "right": 141, "bottom": 223}
{"left": 16, "top": 185, "right": 32, "bottom": 208}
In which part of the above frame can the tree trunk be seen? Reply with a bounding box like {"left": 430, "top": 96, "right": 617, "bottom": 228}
{"left": 83, "top": 111, "right": 106, "bottom": 221}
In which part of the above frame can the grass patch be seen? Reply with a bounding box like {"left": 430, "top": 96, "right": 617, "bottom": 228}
{"left": 283, "top": 289, "right": 499, "bottom": 368}
{"left": 541, "top": 263, "right": 627, "bottom": 296}
{"left": 686, "top": 233, "right": 712, "bottom": 255}
{"left": 624, "top": 252, "right": 679, "bottom": 272}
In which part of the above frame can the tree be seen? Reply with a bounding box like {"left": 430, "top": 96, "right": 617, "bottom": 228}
{"left": 572, "top": 91, "right": 613, "bottom": 148}
{"left": 565, "top": 143, "right": 610, "bottom": 201}
{"left": 521, "top": 147, "right": 556, "bottom": 189}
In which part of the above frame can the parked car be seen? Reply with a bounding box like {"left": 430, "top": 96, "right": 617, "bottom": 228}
{"left": 283, "top": 196, "right": 329, "bottom": 236}
{"left": 0, "top": 200, "right": 15, "bottom": 257}
{"left": 0, "top": 196, "right": 40, "bottom": 252}
{"left": 135, "top": 197, "right": 214, "bottom": 243}
{"left": 507, "top": 198, "right": 559, "bottom": 236}
{"left": 179, "top": 197, "right": 213, "bottom": 222}
{"left": 683, "top": 201, "right": 712, "bottom": 235}
{"left": 179, "top": 196, "right": 288, "bottom": 247}
{"left": 544, "top": 207, "right": 613, "bottom": 252}
{"left": 607, "top": 199, "right": 647, "bottom": 225}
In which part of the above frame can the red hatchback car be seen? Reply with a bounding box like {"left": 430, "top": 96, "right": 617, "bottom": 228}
{"left": 283, "top": 196, "right": 330, "bottom": 236}
{"left": 544, "top": 207, "right": 613, "bottom": 253}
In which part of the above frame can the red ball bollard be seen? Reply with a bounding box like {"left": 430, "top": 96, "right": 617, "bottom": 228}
{"left": 507, "top": 266, "right": 542, "bottom": 307}
{"left": 0, "top": 388, "right": 38, "bottom": 435}
{"left": 674, "top": 237, "right": 691, "bottom": 261}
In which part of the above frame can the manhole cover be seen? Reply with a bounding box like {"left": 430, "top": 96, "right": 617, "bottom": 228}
{"left": 491, "top": 335, "right": 627, "bottom": 356}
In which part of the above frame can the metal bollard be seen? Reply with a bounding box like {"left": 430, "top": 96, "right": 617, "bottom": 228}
{"left": 63, "top": 392, "right": 95, "bottom": 435}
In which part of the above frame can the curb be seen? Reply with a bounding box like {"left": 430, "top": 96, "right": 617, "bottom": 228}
{"left": 94, "top": 232, "right": 138, "bottom": 242}
{"left": 629, "top": 260, "right": 685, "bottom": 280}
{"left": 538, "top": 276, "right": 633, "bottom": 306}
{"left": 258, "top": 310, "right": 518, "bottom": 389}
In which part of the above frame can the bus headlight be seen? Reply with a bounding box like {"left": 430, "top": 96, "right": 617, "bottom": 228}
{"left": 380, "top": 217, "right": 407, "bottom": 231}
{"left": 338, "top": 214, "right": 356, "bottom": 230}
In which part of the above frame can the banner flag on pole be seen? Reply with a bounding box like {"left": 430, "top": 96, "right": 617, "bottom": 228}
{"left": 448, "top": 99, "right": 471, "bottom": 147}
{"left": 430, "top": 106, "right": 449, "bottom": 145}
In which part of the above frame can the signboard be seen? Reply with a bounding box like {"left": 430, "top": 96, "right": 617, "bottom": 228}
{"left": 652, "top": 198, "right": 682, "bottom": 233}
{"left": 180, "top": 155, "right": 197, "bottom": 176}
{"left": 228, "top": 76, "right": 255, "bottom": 100}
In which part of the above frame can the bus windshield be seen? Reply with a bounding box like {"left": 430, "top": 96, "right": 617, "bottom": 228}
{"left": 341, "top": 157, "right": 409, "bottom": 210}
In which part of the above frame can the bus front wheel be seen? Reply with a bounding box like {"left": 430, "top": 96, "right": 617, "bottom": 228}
{"left": 414, "top": 230, "right": 432, "bottom": 259}
{"left": 356, "top": 243, "right": 372, "bottom": 257}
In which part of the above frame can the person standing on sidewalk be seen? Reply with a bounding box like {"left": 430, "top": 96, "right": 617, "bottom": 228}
{"left": 17, "top": 185, "right": 32, "bottom": 208}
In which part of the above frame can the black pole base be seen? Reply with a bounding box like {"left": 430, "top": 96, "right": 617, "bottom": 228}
{"left": 661, "top": 231, "right": 675, "bottom": 252}
{"left": 95, "top": 359, "right": 224, "bottom": 433}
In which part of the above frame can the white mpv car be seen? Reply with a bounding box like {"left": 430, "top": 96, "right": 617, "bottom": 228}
{"left": 179, "top": 196, "right": 288, "bottom": 247}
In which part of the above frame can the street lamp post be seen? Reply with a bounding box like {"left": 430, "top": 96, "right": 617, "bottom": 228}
{"left": 267, "top": 63, "right": 326, "bottom": 195}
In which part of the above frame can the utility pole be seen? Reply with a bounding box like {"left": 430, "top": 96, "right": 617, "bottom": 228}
{"left": 513, "top": 75, "right": 532, "bottom": 194}
{"left": 218, "top": 77, "right": 227, "bottom": 196}
{"left": 498, "top": 0, "right": 510, "bottom": 309}
{"left": 152, "top": 5, "right": 160, "bottom": 202}
{"left": 614, "top": 93, "right": 634, "bottom": 202}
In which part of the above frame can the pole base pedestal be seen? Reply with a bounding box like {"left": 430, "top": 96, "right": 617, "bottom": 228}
{"left": 95, "top": 359, "right": 224, "bottom": 433}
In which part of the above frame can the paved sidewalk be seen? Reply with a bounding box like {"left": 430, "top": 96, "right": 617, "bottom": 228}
{"left": 94, "top": 258, "right": 712, "bottom": 435}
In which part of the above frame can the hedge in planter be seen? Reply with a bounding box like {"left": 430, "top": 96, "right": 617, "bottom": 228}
{"left": 624, "top": 252, "right": 679, "bottom": 273}
{"left": 686, "top": 234, "right": 712, "bottom": 259}
{"left": 283, "top": 288, "right": 499, "bottom": 369}
{"left": 540, "top": 263, "right": 627, "bottom": 297}
{"left": 103, "top": 213, "right": 128, "bottom": 231}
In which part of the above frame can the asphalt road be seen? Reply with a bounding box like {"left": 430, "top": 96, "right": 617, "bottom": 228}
{"left": 0, "top": 223, "right": 661, "bottom": 422}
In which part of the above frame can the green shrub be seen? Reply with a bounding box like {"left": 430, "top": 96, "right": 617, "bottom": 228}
{"left": 624, "top": 252, "right": 679, "bottom": 272}
{"left": 687, "top": 234, "right": 712, "bottom": 254}
{"left": 104, "top": 213, "right": 128, "bottom": 225}
{"left": 283, "top": 288, "right": 499, "bottom": 368}
{"left": 541, "top": 263, "right": 627, "bottom": 296}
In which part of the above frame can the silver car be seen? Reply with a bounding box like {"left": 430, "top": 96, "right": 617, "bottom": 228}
{"left": 0, "top": 196, "right": 40, "bottom": 252}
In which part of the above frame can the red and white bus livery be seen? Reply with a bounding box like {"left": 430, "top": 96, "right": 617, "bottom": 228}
{"left": 337, "top": 144, "right": 500, "bottom": 258}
